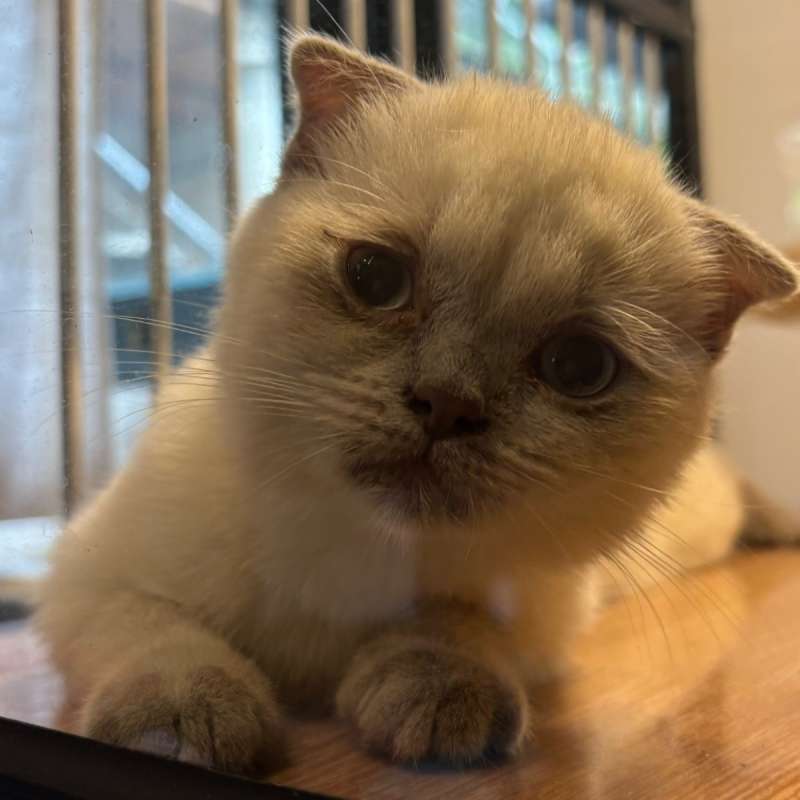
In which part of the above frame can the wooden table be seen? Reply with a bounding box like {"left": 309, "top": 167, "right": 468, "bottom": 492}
{"left": 2, "top": 549, "right": 800, "bottom": 799}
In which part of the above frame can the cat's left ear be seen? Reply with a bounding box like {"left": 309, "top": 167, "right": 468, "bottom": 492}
{"left": 687, "top": 198, "right": 799, "bottom": 357}
{"left": 282, "top": 34, "right": 420, "bottom": 176}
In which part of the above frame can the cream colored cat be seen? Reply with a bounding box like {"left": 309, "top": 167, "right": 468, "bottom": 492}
{"left": 37, "top": 35, "right": 798, "bottom": 775}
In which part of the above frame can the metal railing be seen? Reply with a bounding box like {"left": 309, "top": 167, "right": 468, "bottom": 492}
{"left": 55, "top": 0, "right": 697, "bottom": 514}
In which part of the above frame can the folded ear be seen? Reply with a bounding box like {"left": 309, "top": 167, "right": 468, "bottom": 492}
{"left": 282, "top": 34, "right": 419, "bottom": 177}
{"left": 686, "top": 198, "right": 799, "bottom": 357}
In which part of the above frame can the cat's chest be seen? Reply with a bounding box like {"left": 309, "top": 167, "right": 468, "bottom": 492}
{"left": 241, "top": 503, "right": 415, "bottom": 696}
{"left": 245, "top": 488, "right": 569, "bottom": 640}
{"left": 252, "top": 493, "right": 418, "bottom": 625}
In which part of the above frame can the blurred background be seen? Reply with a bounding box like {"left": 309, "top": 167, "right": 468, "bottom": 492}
{"left": 0, "top": 0, "right": 798, "bottom": 581}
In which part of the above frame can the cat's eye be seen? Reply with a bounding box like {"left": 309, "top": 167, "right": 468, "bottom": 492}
{"left": 536, "top": 334, "right": 619, "bottom": 398}
{"left": 345, "top": 246, "right": 412, "bottom": 310}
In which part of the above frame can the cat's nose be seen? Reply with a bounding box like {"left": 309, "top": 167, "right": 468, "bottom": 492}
{"left": 408, "top": 385, "right": 488, "bottom": 440}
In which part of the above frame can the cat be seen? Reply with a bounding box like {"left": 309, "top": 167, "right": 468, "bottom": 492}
{"left": 36, "top": 34, "right": 798, "bottom": 775}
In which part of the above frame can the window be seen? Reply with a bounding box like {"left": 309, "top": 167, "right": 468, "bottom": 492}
{"left": 98, "top": 0, "right": 283, "bottom": 468}
{"left": 0, "top": 0, "right": 700, "bottom": 577}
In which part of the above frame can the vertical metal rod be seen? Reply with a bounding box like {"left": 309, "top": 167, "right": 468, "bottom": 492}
{"left": 617, "top": 18, "right": 635, "bottom": 135}
{"left": 525, "top": 0, "right": 537, "bottom": 84}
{"left": 81, "top": 0, "right": 112, "bottom": 489}
{"left": 643, "top": 33, "right": 661, "bottom": 146}
{"left": 58, "top": 0, "right": 83, "bottom": 515}
{"left": 286, "top": 0, "right": 309, "bottom": 30}
{"left": 145, "top": 0, "right": 172, "bottom": 383}
{"left": 588, "top": 2, "right": 605, "bottom": 113}
{"left": 220, "top": 0, "right": 239, "bottom": 229}
{"left": 439, "top": 0, "right": 456, "bottom": 76}
{"left": 556, "top": 0, "right": 573, "bottom": 99}
{"left": 391, "top": 0, "right": 416, "bottom": 73}
{"left": 486, "top": 0, "right": 499, "bottom": 74}
{"left": 343, "top": 0, "right": 367, "bottom": 49}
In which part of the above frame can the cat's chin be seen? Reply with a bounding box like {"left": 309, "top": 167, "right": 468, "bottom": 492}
{"left": 365, "top": 482, "right": 479, "bottom": 526}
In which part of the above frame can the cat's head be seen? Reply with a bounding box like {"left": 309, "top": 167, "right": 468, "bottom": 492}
{"left": 218, "top": 36, "right": 797, "bottom": 552}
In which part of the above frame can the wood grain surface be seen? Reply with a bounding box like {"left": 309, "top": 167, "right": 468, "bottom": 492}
{"left": 2, "top": 549, "right": 800, "bottom": 799}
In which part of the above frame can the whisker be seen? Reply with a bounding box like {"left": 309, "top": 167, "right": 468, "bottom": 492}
{"left": 568, "top": 462, "right": 674, "bottom": 497}
{"left": 631, "top": 532, "right": 744, "bottom": 633}
{"left": 282, "top": 175, "right": 386, "bottom": 204}
{"left": 605, "top": 549, "right": 654, "bottom": 664}
{"left": 617, "top": 300, "right": 708, "bottom": 358}
{"left": 614, "top": 545, "right": 675, "bottom": 662}
{"left": 612, "top": 535, "right": 700, "bottom": 651}
{"left": 245, "top": 440, "right": 342, "bottom": 503}
{"left": 593, "top": 551, "right": 643, "bottom": 659}
{"left": 599, "top": 488, "right": 745, "bottom": 635}
{"left": 624, "top": 537, "right": 729, "bottom": 642}
{"left": 1, "top": 308, "right": 326, "bottom": 376}
{"left": 310, "top": 154, "right": 394, "bottom": 195}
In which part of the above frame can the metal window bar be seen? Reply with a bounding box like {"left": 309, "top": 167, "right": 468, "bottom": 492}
{"left": 58, "top": 0, "right": 82, "bottom": 516}
{"left": 438, "top": 0, "right": 456, "bottom": 75}
{"left": 286, "top": 0, "right": 310, "bottom": 30}
{"left": 344, "top": 0, "right": 368, "bottom": 49}
{"left": 486, "top": 0, "right": 499, "bottom": 73}
{"left": 643, "top": 32, "right": 662, "bottom": 146}
{"left": 79, "top": 0, "right": 113, "bottom": 494}
{"left": 525, "top": 0, "right": 537, "bottom": 84}
{"left": 391, "top": 0, "right": 416, "bottom": 72}
{"left": 588, "top": 2, "right": 605, "bottom": 113}
{"left": 144, "top": 0, "right": 172, "bottom": 385}
{"left": 557, "top": 0, "right": 573, "bottom": 99}
{"left": 221, "top": 0, "right": 240, "bottom": 229}
{"left": 617, "top": 17, "right": 635, "bottom": 135}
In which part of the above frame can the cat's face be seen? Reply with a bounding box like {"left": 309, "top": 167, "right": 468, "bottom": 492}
{"left": 218, "top": 37, "right": 796, "bottom": 544}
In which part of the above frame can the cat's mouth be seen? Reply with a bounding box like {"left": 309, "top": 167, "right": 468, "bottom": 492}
{"left": 346, "top": 441, "right": 493, "bottom": 521}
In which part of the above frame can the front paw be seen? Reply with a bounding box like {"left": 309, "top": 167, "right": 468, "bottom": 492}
{"left": 336, "top": 639, "right": 529, "bottom": 765}
{"left": 81, "top": 664, "right": 283, "bottom": 776}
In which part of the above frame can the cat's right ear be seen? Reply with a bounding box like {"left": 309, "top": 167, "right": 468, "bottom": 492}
{"left": 282, "top": 34, "right": 419, "bottom": 176}
{"left": 685, "top": 198, "right": 799, "bottom": 357}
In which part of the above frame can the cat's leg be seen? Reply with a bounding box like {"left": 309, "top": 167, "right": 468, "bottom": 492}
{"left": 335, "top": 600, "right": 530, "bottom": 765}
{"left": 37, "top": 588, "right": 282, "bottom": 776}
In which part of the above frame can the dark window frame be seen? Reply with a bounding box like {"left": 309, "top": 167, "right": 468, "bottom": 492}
{"left": 0, "top": 716, "right": 337, "bottom": 800}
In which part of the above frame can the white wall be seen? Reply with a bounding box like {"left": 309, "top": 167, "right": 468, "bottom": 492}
{"left": 695, "top": 0, "right": 800, "bottom": 514}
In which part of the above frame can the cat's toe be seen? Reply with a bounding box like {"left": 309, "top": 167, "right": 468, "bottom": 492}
{"left": 337, "top": 641, "right": 529, "bottom": 766}
{"left": 81, "top": 665, "right": 283, "bottom": 777}
{"left": 133, "top": 728, "right": 210, "bottom": 767}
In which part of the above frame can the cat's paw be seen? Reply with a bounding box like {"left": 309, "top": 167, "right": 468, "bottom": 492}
{"left": 336, "top": 639, "right": 529, "bottom": 765}
{"left": 80, "top": 664, "right": 283, "bottom": 776}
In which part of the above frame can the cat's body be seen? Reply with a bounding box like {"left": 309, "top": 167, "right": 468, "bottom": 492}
{"left": 42, "top": 349, "right": 590, "bottom": 703}
{"left": 37, "top": 36, "right": 798, "bottom": 774}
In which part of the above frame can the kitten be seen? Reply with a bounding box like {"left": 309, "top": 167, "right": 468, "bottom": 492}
{"left": 37, "top": 35, "right": 798, "bottom": 774}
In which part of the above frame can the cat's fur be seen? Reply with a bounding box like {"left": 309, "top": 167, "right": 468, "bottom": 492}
{"left": 37, "top": 36, "right": 798, "bottom": 773}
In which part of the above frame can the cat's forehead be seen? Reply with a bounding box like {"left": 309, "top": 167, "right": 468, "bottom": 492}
{"left": 321, "top": 77, "right": 695, "bottom": 316}
{"left": 351, "top": 77, "right": 670, "bottom": 206}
